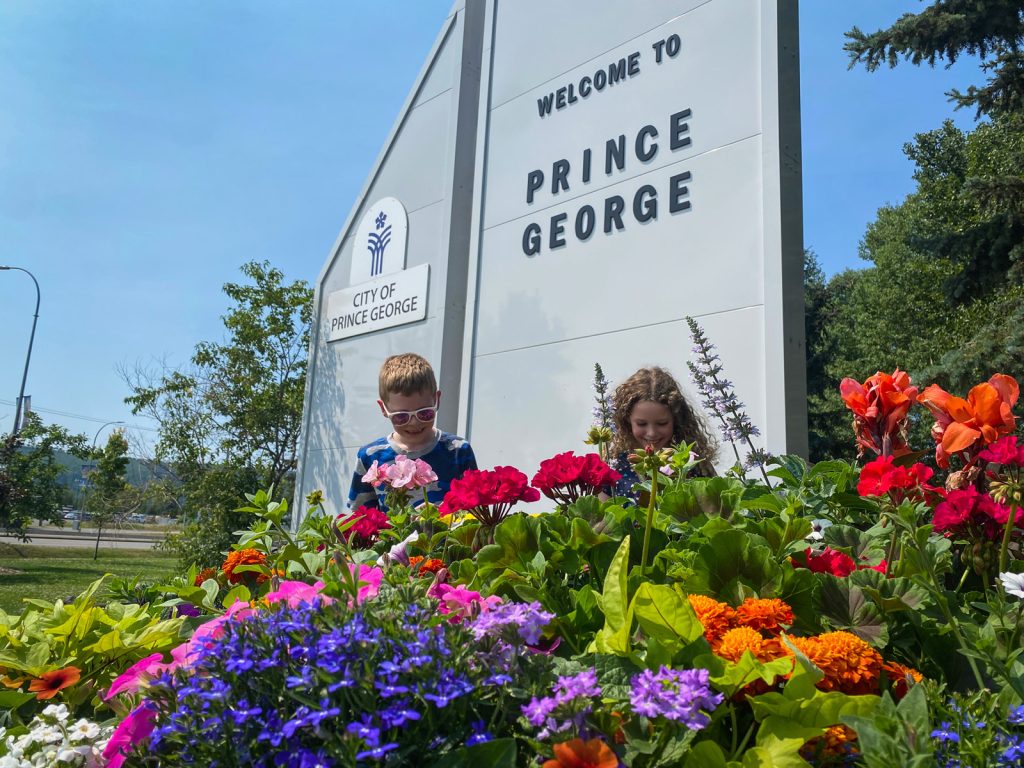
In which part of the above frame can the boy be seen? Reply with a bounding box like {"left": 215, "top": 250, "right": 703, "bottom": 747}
{"left": 348, "top": 353, "right": 478, "bottom": 511}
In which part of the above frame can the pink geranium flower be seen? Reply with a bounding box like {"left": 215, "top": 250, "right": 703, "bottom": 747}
{"left": 362, "top": 460, "right": 384, "bottom": 487}
{"left": 386, "top": 454, "right": 419, "bottom": 488}
{"left": 426, "top": 582, "right": 501, "bottom": 623}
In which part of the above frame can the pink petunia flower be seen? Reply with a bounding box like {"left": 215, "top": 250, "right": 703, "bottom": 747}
{"left": 103, "top": 701, "right": 158, "bottom": 768}
{"left": 103, "top": 653, "right": 168, "bottom": 701}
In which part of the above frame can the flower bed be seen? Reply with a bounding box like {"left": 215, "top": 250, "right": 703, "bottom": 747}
{"left": 3, "top": 358, "right": 1024, "bottom": 766}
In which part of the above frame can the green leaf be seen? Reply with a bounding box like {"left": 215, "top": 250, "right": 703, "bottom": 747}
{"left": 816, "top": 574, "right": 888, "bottom": 645}
{"left": 684, "top": 740, "right": 731, "bottom": 768}
{"left": 0, "top": 689, "right": 35, "bottom": 711}
{"left": 428, "top": 738, "right": 517, "bottom": 768}
{"left": 223, "top": 584, "right": 252, "bottom": 608}
{"left": 592, "top": 536, "right": 633, "bottom": 654}
{"left": 631, "top": 583, "right": 703, "bottom": 650}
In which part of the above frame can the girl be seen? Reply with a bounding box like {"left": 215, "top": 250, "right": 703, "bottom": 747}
{"left": 608, "top": 366, "right": 717, "bottom": 500}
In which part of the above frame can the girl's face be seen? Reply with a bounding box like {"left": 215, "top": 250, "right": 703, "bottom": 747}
{"left": 629, "top": 400, "right": 674, "bottom": 450}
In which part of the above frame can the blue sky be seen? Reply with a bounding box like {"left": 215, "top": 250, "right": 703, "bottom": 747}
{"left": 0, "top": 1, "right": 982, "bottom": 445}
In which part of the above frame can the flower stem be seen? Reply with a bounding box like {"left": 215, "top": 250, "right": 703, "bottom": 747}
{"left": 998, "top": 496, "right": 1020, "bottom": 575}
{"left": 640, "top": 469, "right": 659, "bottom": 573}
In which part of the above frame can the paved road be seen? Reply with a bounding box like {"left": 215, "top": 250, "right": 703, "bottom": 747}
{"left": 1, "top": 526, "right": 164, "bottom": 551}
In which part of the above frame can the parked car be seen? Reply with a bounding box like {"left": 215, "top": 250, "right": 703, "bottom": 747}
{"left": 128, "top": 513, "right": 147, "bottom": 524}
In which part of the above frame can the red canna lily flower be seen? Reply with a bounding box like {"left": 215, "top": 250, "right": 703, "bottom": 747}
{"left": 28, "top": 665, "right": 81, "bottom": 700}
{"left": 542, "top": 738, "right": 619, "bottom": 768}
{"left": 917, "top": 374, "right": 1019, "bottom": 469}
{"left": 839, "top": 369, "right": 919, "bottom": 457}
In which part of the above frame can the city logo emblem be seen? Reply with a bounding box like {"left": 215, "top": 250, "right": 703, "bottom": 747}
{"left": 367, "top": 211, "right": 392, "bottom": 276}
{"left": 350, "top": 197, "right": 408, "bottom": 284}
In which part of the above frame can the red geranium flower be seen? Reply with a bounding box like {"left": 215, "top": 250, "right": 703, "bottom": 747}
{"left": 531, "top": 452, "right": 621, "bottom": 505}
{"left": 439, "top": 467, "right": 539, "bottom": 526}
{"left": 337, "top": 505, "right": 391, "bottom": 547}
{"left": 857, "top": 455, "right": 943, "bottom": 504}
{"left": 792, "top": 547, "right": 887, "bottom": 577}
{"left": 932, "top": 487, "right": 1021, "bottom": 541}
{"left": 980, "top": 435, "right": 1024, "bottom": 469}
{"left": 839, "top": 369, "right": 919, "bottom": 458}
{"left": 793, "top": 547, "right": 856, "bottom": 577}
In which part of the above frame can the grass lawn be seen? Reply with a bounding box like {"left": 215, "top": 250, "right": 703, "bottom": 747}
{"left": 0, "top": 543, "right": 178, "bottom": 615}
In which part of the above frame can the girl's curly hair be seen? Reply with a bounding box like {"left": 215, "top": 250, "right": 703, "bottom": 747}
{"left": 609, "top": 367, "right": 718, "bottom": 477}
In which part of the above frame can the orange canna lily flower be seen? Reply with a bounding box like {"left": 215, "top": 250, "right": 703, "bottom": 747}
{"left": 28, "top": 665, "right": 81, "bottom": 700}
{"left": 917, "top": 374, "right": 1019, "bottom": 468}
{"left": 542, "top": 738, "right": 619, "bottom": 768}
{"left": 839, "top": 369, "right": 919, "bottom": 457}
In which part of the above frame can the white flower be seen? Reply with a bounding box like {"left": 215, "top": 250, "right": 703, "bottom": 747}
{"left": 376, "top": 532, "right": 418, "bottom": 566}
{"left": 1000, "top": 571, "right": 1024, "bottom": 598}
{"left": 56, "top": 750, "right": 81, "bottom": 766}
{"left": 69, "top": 720, "right": 100, "bottom": 741}
{"left": 0, "top": 756, "right": 23, "bottom": 768}
{"left": 41, "top": 704, "right": 69, "bottom": 722}
{"left": 806, "top": 518, "right": 833, "bottom": 542}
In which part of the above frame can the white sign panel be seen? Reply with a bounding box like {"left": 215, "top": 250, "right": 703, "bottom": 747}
{"left": 326, "top": 263, "right": 429, "bottom": 342}
{"left": 349, "top": 197, "right": 409, "bottom": 284}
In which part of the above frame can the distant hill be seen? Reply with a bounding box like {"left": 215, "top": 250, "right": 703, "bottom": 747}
{"left": 52, "top": 450, "right": 175, "bottom": 490}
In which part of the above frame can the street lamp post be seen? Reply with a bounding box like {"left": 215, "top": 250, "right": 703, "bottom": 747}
{"left": 93, "top": 421, "right": 126, "bottom": 450}
{"left": 0, "top": 266, "right": 41, "bottom": 436}
{"left": 79, "top": 421, "right": 125, "bottom": 527}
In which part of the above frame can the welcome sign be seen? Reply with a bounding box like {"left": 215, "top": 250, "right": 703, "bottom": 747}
{"left": 294, "top": 0, "right": 805, "bottom": 513}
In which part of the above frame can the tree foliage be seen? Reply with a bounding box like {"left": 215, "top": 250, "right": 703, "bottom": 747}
{"left": 123, "top": 261, "right": 312, "bottom": 566}
{"left": 804, "top": 4, "right": 1024, "bottom": 460}
{"left": 0, "top": 414, "right": 88, "bottom": 539}
{"left": 846, "top": 2, "right": 1024, "bottom": 301}
{"left": 85, "top": 429, "right": 132, "bottom": 558}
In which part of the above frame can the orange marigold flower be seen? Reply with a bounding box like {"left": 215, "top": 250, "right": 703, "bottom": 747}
{"left": 799, "top": 725, "right": 860, "bottom": 763}
{"left": 714, "top": 626, "right": 766, "bottom": 662}
{"left": 735, "top": 597, "right": 793, "bottom": 634}
{"left": 28, "top": 666, "right": 81, "bottom": 700}
{"left": 687, "top": 593, "right": 736, "bottom": 642}
{"left": 221, "top": 548, "right": 269, "bottom": 585}
{"left": 542, "top": 738, "right": 619, "bottom": 768}
{"left": 788, "top": 632, "right": 883, "bottom": 695}
{"left": 194, "top": 567, "right": 218, "bottom": 587}
{"left": 882, "top": 661, "right": 923, "bottom": 699}
{"left": 417, "top": 558, "right": 445, "bottom": 574}
{"left": 714, "top": 626, "right": 787, "bottom": 663}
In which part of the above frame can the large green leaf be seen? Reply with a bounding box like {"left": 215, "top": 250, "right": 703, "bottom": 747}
{"left": 631, "top": 583, "right": 703, "bottom": 652}
{"left": 816, "top": 574, "right": 888, "bottom": 645}
{"left": 592, "top": 536, "right": 633, "bottom": 654}
{"left": 472, "top": 514, "right": 542, "bottom": 583}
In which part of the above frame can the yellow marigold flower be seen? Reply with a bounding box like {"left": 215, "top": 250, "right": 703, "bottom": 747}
{"left": 221, "top": 548, "right": 269, "bottom": 585}
{"left": 687, "top": 593, "right": 736, "bottom": 642}
{"left": 788, "top": 631, "right": 883, "bottom": 695}
{"left": 735, "top": 597, "right": 793, "bottom": 635}
{"left": 799, "top": 725, "right": 860, "bottom": 763}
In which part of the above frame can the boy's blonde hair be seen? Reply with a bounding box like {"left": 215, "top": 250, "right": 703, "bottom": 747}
{"left": 378, "top": 353, "right": 437, "bottom": 401}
